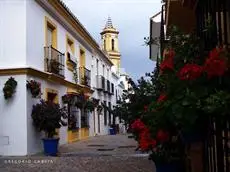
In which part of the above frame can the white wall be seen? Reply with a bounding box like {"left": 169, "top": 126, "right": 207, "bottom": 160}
{"left": 0, "top": 1, "right": 27, "bottom": 68}
{"left": 0, "top": 75, "right": 27, "bottom": 156}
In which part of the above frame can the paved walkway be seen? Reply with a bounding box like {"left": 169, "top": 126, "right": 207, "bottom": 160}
{"left": 0, "top": 134, "right": 155, "bottom": 172}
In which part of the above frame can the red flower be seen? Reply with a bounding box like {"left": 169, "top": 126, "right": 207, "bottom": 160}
{"left": 139, "top": 128, "right": 157, "bottom": 151}
{"left": 139, "top": 139, "right": 150, "bottom": 151}
{"left": 204, "top": 48, "right": 227, "bottom": 78}
{"left": 160, "top": 49, "right": 175, "bottom": 72}
{"left": 165, "top": 49, "right": 175, "bottom": 59}
{"left": 177, "top": 64, "right": 203, "bottom": 81}
{"left": 156, "top": 130, "right": 169, "bottom": 143}
{"left": 209, "top": 47, "right": 223, "bottom": 59}
{"left": 157, "top": 94, "right": 167, "bottom": 103}
{"left": 130, "top": 119, "right": 146, "bottom": 131}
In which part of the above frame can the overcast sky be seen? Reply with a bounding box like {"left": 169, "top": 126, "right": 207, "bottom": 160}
{"left": 62, "top": 0, "right": 162, "bottom": 81}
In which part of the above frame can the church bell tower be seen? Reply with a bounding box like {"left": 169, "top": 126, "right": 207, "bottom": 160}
{"left": 100, "top": 17, "right": 121, "bottom": 72}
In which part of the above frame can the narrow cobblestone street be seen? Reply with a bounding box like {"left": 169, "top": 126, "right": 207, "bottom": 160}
{"left": 0, "top": 134, "right": 155, "bottom": 172}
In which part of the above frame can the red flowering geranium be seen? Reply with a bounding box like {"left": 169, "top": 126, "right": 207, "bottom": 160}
{"left": 157, "top": 94, "right": 167, "bottom": 103}
{"left": 160, "top": 49, "right": 175, "bottom": 72}
{"left": 139, "top": 127, "right": 157, "bottom": 151}
{"left": 130, "top": 119, "right": 146, "bottom": 132}
{"left": 204, "top": 48, "right": 227, "bottom": 78}
{"left": 131, "top": 119, "right": 157, "bottom": 151}
{"left": 177, "top": 64, "right": 203, "bottom": 81}
{"left": 139, "top": 134, "right": 157, "bottom": 150}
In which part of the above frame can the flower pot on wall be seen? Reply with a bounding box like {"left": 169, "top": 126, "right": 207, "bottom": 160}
{"left": 42, "top": 138, "right": 59, "bottom": 156}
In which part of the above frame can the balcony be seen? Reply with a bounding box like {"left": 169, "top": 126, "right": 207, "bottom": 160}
{"left": 96, "top": 75, "right": 105, "bottom": 91}
{"left": 79, "top": 67, "right": 91, "bottom": 87}
{"left": 44, "top": 46, "right": 65, "bottom": 77}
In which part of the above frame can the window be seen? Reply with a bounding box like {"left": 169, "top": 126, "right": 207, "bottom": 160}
{"left": 104, "top": 101, "right": 107, "bottom": 125}
{"left": 96, "top": 59, "right": 99, "bottom": 75}
{"left": 111, "top": 39, "right": 115, "bottom": 51}
{"left": 107, "top": 69, "right": 109, "bottom": 79}
{"left": 108, "top": 102, "right": 111, "bottom": 125}
{"left": 104, "top": 40, "right": 106, "bottom": 50}
{"left": 66, "top": 35, "right": 75, "bottom": 71}
{"left": 45, "top": 88, "right": 58, "bottom": 104}
{"left": 103, "top": 65, "right": 105, "bottom": 77}
{"left": 45, "top": 17, "right": 57, "bottom": 48}
{"left": 47, "top": 27, "right": 52, "bottom": 47}
{"left": 80, "top": 49, "right": 85, "bottom": 67}
{"left": 67, "top": 37, "right": 74, "bottom": 55}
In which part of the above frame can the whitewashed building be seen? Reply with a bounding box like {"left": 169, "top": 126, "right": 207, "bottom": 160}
{"left": 0, "top": 0, "right": 126, "bottom": 156}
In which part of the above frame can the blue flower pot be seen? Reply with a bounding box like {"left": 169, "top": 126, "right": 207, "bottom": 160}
{"left": 42, "top": 138, "right": 59, "bottom": 156}
{"left": 109, "top": 128, "right": 116, "bottom": 135}
{"left": 156, "top": 163, "right": 180, "bottom": 172}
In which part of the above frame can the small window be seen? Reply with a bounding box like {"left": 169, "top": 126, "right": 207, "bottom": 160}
{"left": 67, "top": 38, "right": 74, "bottom": 55}
{"left": 80, "top": 49, "right": 85, "bottom": 67}
{"left": 103, "top": 65, "right": 105, "bottom": 76}
{"left": 104, "top": 40, "right": 106, "bottom": 50}
{"left": 96, "top": 59, "right": 99, "bottom": 75}
{"left": 111, "top": 39, "right": 115, "bottom": 51}
{"left": 108, "top": 102, "right": 111, "bottom": 125}
{"left": 45, "top": 17, "right": 57, "bottom": 48}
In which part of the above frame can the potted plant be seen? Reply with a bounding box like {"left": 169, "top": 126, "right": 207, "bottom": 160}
{"left": 31, "top": 99, "right": 68, "bottom": 156}
{"left": 27, "top": 80, "right": 41, "bottom": 98}
{"left": 3, "top": 77, "right": 17, "bottom": 100}
{"left": 50, "top": 59, "right": 60, "bottom": 74}
{"left": 130, "top": 119, "right": 184, "bottom": 172}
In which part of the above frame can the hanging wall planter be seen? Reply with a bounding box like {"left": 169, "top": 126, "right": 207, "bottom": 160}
{"left": 26, "top": 80, "right": 41, "bottom": 98}
{"left": 3, "top": 77, "right": 17, "bottom": 100}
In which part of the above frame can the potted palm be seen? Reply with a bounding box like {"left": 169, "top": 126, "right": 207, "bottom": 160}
{"left": 31, "top": 99, "right": 68, "bottom": 156}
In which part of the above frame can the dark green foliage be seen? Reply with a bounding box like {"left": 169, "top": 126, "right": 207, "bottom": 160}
{"left": 3, "top": 77, "right": 17, "bottom": 100}
{"left": 26, "top": 80, "right": 41, "bottom": 98}
{"left": 31, "top": 100, "right": 68, "bottom": 138}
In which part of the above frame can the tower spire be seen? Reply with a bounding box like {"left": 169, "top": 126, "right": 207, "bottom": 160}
{"left": 105, "top": 16, "right": 113, "bottom": 28}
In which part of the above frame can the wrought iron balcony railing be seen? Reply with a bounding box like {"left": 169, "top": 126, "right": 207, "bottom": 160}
{"left": 44, "top": 46, "right": 64, "bottom": 77}
{"left": 196, "top": 0, "right": 230, "bottom": 51}
{"left": 96, "top": 75, "right": 105, "bottom": 91}
{"left": 79, "top": 66, "right": 91, "bottom": 87}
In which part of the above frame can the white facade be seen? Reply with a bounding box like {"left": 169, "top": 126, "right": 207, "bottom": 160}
{"left": 0, "top": 0, "right": 126, "bottom": 156}
{"left": 149, "top": 11, "right": 161, "bottom": 61}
